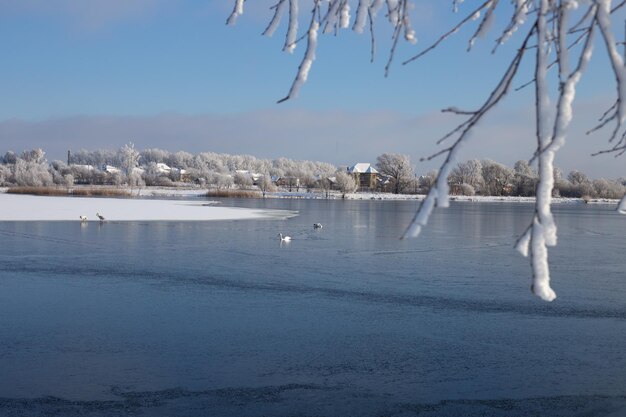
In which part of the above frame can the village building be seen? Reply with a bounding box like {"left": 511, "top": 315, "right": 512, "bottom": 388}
{"left": 347, "top": 163, "right": 379, "bottom": 191}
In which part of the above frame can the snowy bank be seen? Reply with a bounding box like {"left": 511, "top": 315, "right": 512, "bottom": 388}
{"left": 340, "top": 193, "right": 617, "bottom": 204}
{"left": 0, "top": 193, "right": 297, "bottom": 222}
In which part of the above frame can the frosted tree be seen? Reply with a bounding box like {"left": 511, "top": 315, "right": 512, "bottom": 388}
{"left": 116, "top": 143, "right": 140, "bottom": 176}
{"left": 259, "top": 173, "right": 277, "bottom": 197}
{"left": 335, "top": 170, "right": 358, "bottom": 197}
{"left": 229, "top": 0, "right": 626, "bottom": 301}
{"left": 376, "top": 153, "right": 414, "bottom": 194}
{"left": 482, "top": 159, "right": 515, "bottom": 196}
{"left": 140, "top": 148, "right": 170, "bottom": 165}
{"left": 449, "top": 160, "right": 484, "bottom": 194}
{"left": 513, "top": 160, "right": 538, "bottom": 196}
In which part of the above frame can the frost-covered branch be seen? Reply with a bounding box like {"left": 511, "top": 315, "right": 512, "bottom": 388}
{"left": 278, "top": 2, "right": 320, "bottom": 103}
{"left": 516, "top": 1, "right": 597, "bottom": 302}
{"left": 587, "top": 0, "right": 626, "bottom": 156}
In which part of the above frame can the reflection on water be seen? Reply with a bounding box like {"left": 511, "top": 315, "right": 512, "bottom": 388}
{"left": 0, "top": 199, "right": 625, "bottom": 416}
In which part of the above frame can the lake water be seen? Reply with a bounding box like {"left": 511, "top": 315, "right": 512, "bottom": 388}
{"left": 1, "top": 199, "right": 625, "bottom": 416}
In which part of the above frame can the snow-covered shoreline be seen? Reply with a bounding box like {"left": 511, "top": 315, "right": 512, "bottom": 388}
{"left": 266, "top": 190, "right": 619, "bottom": 205}
{"left": 342, "top": 192, "right": 621, "bottom": 205}
{"left": 0, "top": 187, "right": 620, "bottom": 221}
{"left": 0, "top": 193, "right": 297, "bottom": 222}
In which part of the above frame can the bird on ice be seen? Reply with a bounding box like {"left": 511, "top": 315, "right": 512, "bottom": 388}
{"left": 96, "top": 212, "right": 105, "bottom": 221}
{"left": 278, "top": 233, "right": 291, "bottom": 242}
{"left": 313, "top": 223, "right": 323, "bottom": 229}
{"left": 79, "top": 215, "right": 88, "bottom": 222}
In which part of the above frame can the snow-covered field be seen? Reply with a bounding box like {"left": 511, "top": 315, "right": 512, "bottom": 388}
{"left": 0, "top": 193, "right": 297, "bottom": 222}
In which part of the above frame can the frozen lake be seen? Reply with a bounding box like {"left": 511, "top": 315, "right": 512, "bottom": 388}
{"left": 1, "top": 198, "right": 625, "bottom": 416}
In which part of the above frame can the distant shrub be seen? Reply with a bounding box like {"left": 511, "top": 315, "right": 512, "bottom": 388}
{"left": 206, "top": 189, "right": 261, "bottom": 198}
{"left": 460, "top": 183, "right": 476, "bottom": 196}
{"left": 7, "top": 186, "right": 68, "bottom": 196}
{"left": 7, "top": 186, "right": 130, "bottom": 197}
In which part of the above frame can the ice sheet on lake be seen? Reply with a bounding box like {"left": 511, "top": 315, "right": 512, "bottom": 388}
{"left": 0, "top": 193, "right": 297, "bottom": 222}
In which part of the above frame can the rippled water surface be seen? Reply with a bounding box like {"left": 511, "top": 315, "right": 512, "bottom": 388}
{"left": 1, "top": 199, "right": 625, "bottom": 416}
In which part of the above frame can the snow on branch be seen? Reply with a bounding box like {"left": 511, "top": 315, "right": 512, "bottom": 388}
{"left": 230, "top": 0, "right": 626, "bottom": 301}
{"left": 226, "top": 0, "right": 245, "bottom": 26}
{"left": 277, "top": 2, "right": 320, "bottom": 103}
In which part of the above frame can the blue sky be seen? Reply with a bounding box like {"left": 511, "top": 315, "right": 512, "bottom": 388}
{"left": 0, "top": 0, "right": 623, "bottom": 178}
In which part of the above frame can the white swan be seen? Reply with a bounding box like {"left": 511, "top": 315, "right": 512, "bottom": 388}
{"left": 278, "top": 233, "right": 291, "bottom": 242}
{"left": 79, "top": 215, "right": 88, "bottom": 222}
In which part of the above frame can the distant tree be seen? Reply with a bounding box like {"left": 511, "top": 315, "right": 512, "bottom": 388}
{"left": 165, "top": 151, "right": 194, "bottom": 169}
{"left": 258, "top": 173, "right": 276, "bottom": 197}
{"left": 593, "top": 178, "right": 625, "bottom": 199}
{"left": 482, "top": 160, "right": 515, "bottom": 196}
{"left": 70, "top": 164, "right": 95, "bottom": 185}
{"left": 110, "top": 171, "right": 123, "bottom": 186}
{"left": 128, "top": 171, "right": 145, "bottom": 192}
{"left": 335, "top": 171, "right": 357, "bottom": 198}
{"left": 513, "top": 160, "right": 537, "bottom": 196}
{"left": 194, "top": 152, "right": 225, "bottom": 173}
{"left": 50, "top": 160, "right": 72, "bottom": 185}
{"left": 568, "top": 170, "right": 590, "bottom": 185}
{"left": 0, "top": 164, "right": 11, "bottom": 185}
{"left": 418, "top": 170, "right": 438, "bottom": 194}
{"left": 234, "top": 172, "right": 253, "bottom": 188}
{"left": 143, "top": 162, "right": 165, "bottom": 186}
{"left": 3, "top": 151, "right": 17, "bottom": 165}
{"left": 449, "top": 160, "right": 483, "bottom": 194}
{"left": 91, "top": 149, "right": 117, "bottom": 167}
{"left": 117, "top": 143, "right": 140, "bottom": 175}
{"left": 63, "top": 174, "right": 75, "bottom": 188}
{"left": 13, "top": 159, "right": 53, "bottom": 187}
{"left": 460, "top": 184, "right": 475, "bottom": 196}
{"left": 214, "top": 173, "right": 234, "bottom": 189}
{"left": 140, "top": 148, "right": 170, "bottom": 165}
{"left": 376, "top": 153, "right": 413, "bottom": 194}
{"left": 21, "top": 148, "right": 46, "bottom": 164}
{"left": 317, "top": 177, "right": 332, "bottom": 198}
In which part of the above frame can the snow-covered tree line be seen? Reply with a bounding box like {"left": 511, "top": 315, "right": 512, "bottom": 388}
{"left": 446, "top": 159, "right": 626, "bottom": 198}
{"left": 0, "top": 146, "right": 337, "bottom": 189}
{"left": 228, "top": 0, "right": 626, "bottom": 301}
{"left": 1, "top": 146, "right": 622, "bottom": 198}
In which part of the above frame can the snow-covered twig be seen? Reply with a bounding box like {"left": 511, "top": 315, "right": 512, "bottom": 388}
{"left": 226, "top": 0, "right": 245, "bottom": 26}
{"left": 263, "top": 0, "right": 287, "bottom": 37}
{"left": 278, "top": 2, "right": 320, "bottom": 103}
{"left": 493, "top": 0, "right": 532, "bottom": 52}
{"left": 284, "top": 0, "right": 300, "bottom": 53}
{"left": 468, "top": 0, "right": 498, "bottom": 51}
